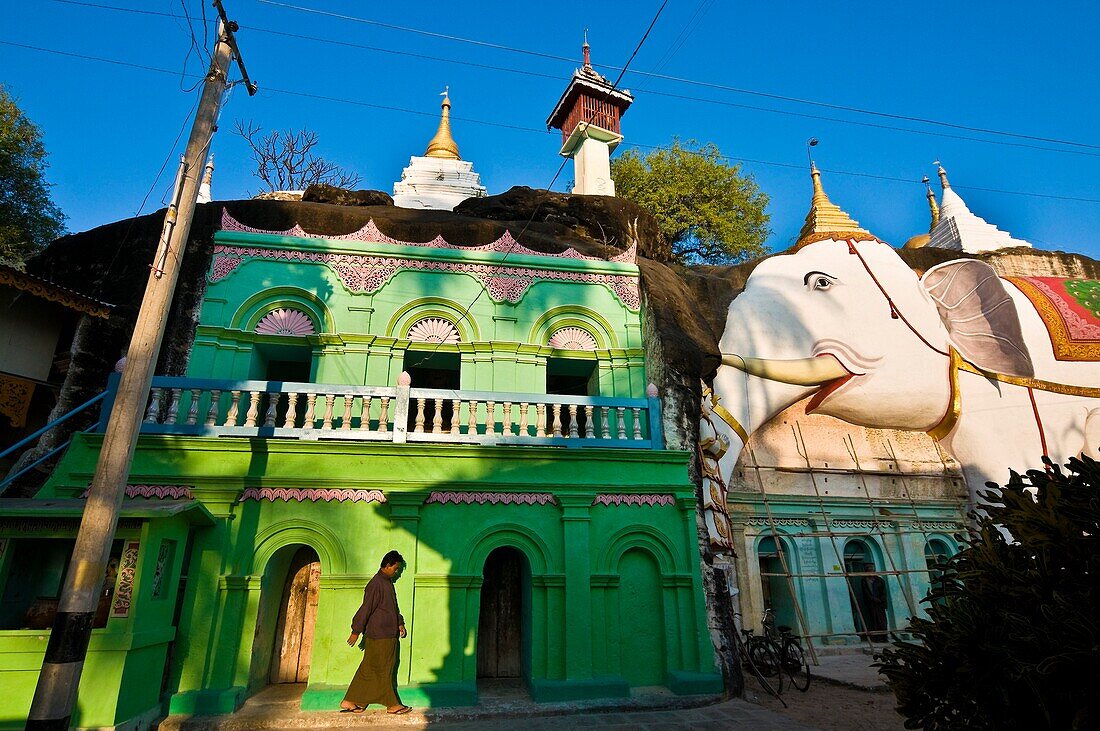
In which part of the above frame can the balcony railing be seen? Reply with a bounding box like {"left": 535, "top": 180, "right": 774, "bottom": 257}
{"left": 129, "top": 375, "right": 664, "bottom": 450}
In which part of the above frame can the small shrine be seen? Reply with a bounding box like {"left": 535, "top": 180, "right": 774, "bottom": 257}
{"left": 546, "top": 39, "right": 633, "bottom": 196}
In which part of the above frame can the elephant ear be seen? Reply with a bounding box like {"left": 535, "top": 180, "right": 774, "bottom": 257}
{"left": 921, "top": 260, "right": 1034, "bottom": 378}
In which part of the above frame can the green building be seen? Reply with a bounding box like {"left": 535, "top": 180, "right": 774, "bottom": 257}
{"left": 0, "top": 201, "right": 720, "bottom": 729}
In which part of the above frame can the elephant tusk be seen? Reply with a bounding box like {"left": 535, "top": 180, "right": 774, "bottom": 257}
{"left": 720, "top": 353, "right": 850, "bottom": 386}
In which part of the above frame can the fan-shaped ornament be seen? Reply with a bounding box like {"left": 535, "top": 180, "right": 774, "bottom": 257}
{"left": 255, "top": 308, "right": 316, "bottom": 336}
{"left": 548, "top": 326, "right": 597, "bottom": 351}
{"left": 407, "top": 317, "right": 460, "bottom": 344}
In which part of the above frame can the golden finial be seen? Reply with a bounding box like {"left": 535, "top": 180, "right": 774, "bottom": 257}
{"left": 795, "top": 162, "right": 871, "bottom": 248}
{"left": 424, "top": 87, "right": 461, "bottom": 160}
{"left": 926, "top": 181, "right": 940, "bottom": 232}
{"left": 935, "top": 161, "right": 950, "bottom": 190}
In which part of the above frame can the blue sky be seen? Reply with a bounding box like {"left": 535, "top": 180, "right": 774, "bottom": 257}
{"left": 3, "top": 0, "right": 1098, "bottom": 259}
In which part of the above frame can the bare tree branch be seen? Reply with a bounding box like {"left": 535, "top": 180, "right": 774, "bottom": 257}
{"left": 234, "top": 119, "right": 362, "bottom": 193}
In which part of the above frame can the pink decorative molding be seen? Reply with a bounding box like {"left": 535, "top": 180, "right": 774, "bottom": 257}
{"left": 81, "top": 484, "right": 193, "bottom": 499}
{"left": 209, "top": 244, "right": 640, "bottom": 310}
{"left": 548, "top": 326, "right": 598, "bottom": 351}
{"left": 111, "top": 540, "right": 140, "bottom": 618}
{"left": 425, "top": 491, "right": 557, "bottom": 506}
{"left": 408, "top": 317, "right": 461, "bottom": 343}
{"left": 593, "top": 494, "right": 676, "bottom": 507}
{"left": 256, "top": 308, "right": 316, "bottom": 336}
{"left": 240, "top": 487, "right": 387, "bottom": 503}
{"left": 221, "top": 209, "right": 637, "bottom": 264}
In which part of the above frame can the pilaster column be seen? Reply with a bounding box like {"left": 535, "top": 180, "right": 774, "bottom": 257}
{"left": 559, "top": 494, "right": 593, "bottom": 679}
{"left": 385, "top": 495, "right": 422, "bottom": 684}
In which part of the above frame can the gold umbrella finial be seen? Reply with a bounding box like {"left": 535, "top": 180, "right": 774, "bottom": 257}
{"left": 424, "top": 87, "right": 460, "bottom": 160}
{"left": 796, "top": 160, "right": 871, "bottom": 249}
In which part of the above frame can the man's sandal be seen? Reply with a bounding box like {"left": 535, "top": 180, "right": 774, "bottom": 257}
{"left": 339, "top": 705, "right": 367, "bottom": 713}
{"left": 388, "top": 705, "right": 412, "bottom": 715}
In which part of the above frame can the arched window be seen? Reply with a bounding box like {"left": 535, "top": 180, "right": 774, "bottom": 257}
{"left": 844, "top": 538, "right": 888, "bottom": 640}
{"left": 924, "top": 538, "right": 954, "bottom": 605}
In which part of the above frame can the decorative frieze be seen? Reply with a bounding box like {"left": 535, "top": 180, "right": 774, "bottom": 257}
{"left": 239, "top": 487, "right": 387, "bottom": 503}
{"left": 592, "top": 494, "right": 675, "bottom": 507}
{"left": 744, "top": 517, "right": 811, "bottom": 528}
{"left": 424, "top": 491, "right": 556, "bottom": 506}
{"left": 81, "top": 485, "right": 194, "bottom": 500}
{"left": 220, "top": 208, "right": 637, "bottom": 263}
{"left": 210, "top": 243, "right": 640, "bottom": 311}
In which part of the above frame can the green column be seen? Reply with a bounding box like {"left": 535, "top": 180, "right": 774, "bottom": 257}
{"left": 559, "top": 495, "right": 593, "bottom": 679}
{"left": 385, "top": 495, "right": 422, "bottom": 685}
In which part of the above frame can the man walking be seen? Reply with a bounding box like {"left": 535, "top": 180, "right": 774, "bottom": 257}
{"left": 340, "top": 550, "right": 411, "bottom": 715}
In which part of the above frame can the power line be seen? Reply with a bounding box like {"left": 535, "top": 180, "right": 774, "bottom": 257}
{"left": 45, "top": 0, "right": 1100, "bottom": 159}
{"left": 5, "top": 38, "right": 1100, "bottom": 206}
{"left": 255, "top": 0, "right": 1100, "bottom": 153}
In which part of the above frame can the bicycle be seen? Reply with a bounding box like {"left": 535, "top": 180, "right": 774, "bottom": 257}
{"left": 733, "top": 611, "right": 785, "bottom": 700}
{"left": 762, "top": 608, "right": 811, "bottom": 692}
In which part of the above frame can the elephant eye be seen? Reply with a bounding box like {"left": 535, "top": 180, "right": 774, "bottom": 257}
{"left": 812, "top": 275, "right": 835, "bottom": 291}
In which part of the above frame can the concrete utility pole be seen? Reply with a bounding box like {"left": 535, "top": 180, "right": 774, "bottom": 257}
{"left": 26, "top": 4, "right": 254, "bottom": 727}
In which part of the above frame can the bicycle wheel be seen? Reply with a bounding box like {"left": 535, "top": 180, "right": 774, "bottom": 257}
{"left": 783, "top": 641, "right": 811, "bottom": 692}
{"left": 739, "top": 637, "right": 784, "bottom": 701}
{"left": 749, "top": 638, "right": 785, "bottom": 694}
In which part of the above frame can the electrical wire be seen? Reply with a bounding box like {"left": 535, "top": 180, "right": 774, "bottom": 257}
{"left": 254, "top": 0, "right": 1100, "bottom": 152}
{"left": 45, "top": 0, "right": 1100, "bottom": 159}
{"left": 4, "top": 38, "right": 1099, "bottom": 206}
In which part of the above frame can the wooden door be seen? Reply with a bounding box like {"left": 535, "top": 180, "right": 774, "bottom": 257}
{"left": 477, "top": 548, "right": 522, "bottom": 678}
{"left": 271, "top": 547, "right": 321, "bottom": 683}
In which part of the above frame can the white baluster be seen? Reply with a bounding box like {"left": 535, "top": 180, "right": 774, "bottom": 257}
{"left": 185, "top": 389, "right": 201, "bottom": 426}
{"left": 503, "top": 402, "right": 513, "bottom": 436}
{"left": 359, "top": 396, "right": 373, "bottom": 431}
{"left": 632, "top": 407, "right": 643, "bottom": 440}
{"left": 166, "top": 388, "right": 183, "bottom": 425}
{"left": 601, "top": 406, "right": 611, "bottom": 439}
{"left": 450, "top": 400, "right": 461, "bottom": 435}
{"left": 414, "top": 398, "right": 426, "bottom": 433}
{"left": 244, "top": 391, "right": 261, "bottom": 427}
{"left": 303, "top": 393, "right": 317, "bottom": 430}
{"left": 584, "top": 406, "right": 595, "bottom": 438}
{"left": 468, "top": 400, "right": 479, "bottom": 435}
{"left": 205, "top": 389, "right": 221, "bottom": 426}
{"left": 322, "top": 394, "right": 336, "bottom": 430}
{"left": 551, "top": 404, "right": 562, "bottom": 438}
{"left": 485, "top": 401, "right": 496, "bottom": 437}
{"left": 378, "top": 397, "right": 390, "bottom": 433}
{"left": 283, "top": 392, "right": 299, "bottom": 429}
{"left": 432, "top": 399, "right": 443, "bottom": 434}
{"left": 341, "top": 394, "right": 354, "bottom": 430}
{"left": 568, "top": 405, "right": 579, "bottom": 438}
{"left": 144, "top": 388, "right": 163, "bottom": 424}
{"left": 263, "top": 393, "right": 280, "bottom": 427}
{"left": 225, "top": 390, "right": 241, "bottom": 426}
{"left": 616, "top": 407, "right": 627, "bottom": 439}
{"left": 519, "top": 403, "right": 530, "bottom": 436}
{"left": 535, "top": 403, "right": 546, "bottom": 438}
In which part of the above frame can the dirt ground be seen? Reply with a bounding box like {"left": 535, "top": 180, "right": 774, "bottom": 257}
{"left": 744, "top": 675, "right": 907, "bottom": 731}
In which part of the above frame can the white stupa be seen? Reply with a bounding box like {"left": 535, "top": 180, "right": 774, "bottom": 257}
{"left": 392, "top": 90, "right": 486, "bottom": 211}
{"left": 928, "top": 165, "right": 1031, "bottom": 253}
{"left": 196, "top": 155, "right": 215, "bottom": 204}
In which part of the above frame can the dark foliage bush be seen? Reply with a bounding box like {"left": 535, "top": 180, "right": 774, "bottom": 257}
{"left": 877, "top": 456, "right": 1100, "bottom": 730}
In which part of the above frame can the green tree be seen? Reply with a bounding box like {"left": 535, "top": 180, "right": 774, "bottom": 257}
{"left": 611, "top": 139, "right": 770, "bottom": 264}
{"left": 876, "top": 456, "right": 1100, "bottom": 730}
{"left": 0, "top": 85, "right": 66, "bottom": 266}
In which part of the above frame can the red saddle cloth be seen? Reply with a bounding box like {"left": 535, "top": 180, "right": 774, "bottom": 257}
{"left": 1006, "top": 276, "right": 1100, "bottom": 361}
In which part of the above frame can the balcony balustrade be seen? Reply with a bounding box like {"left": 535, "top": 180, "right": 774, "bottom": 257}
{"left": 128, "top": 375, "right": 664, "bottom": 450}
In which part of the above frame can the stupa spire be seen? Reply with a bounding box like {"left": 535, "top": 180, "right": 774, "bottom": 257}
{"left": 926, "top": 183, "right": 940, "bottom": 232}
{"left": 795, "top": 163, "right": 870, "bottom": 248}
{"left": 937, "top": 162, "right": 950, "bottom": 190}
{"left": 424, "top": 87, "right": 460, "bottom": 160}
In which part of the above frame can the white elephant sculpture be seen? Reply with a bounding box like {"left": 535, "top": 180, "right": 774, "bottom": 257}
{"left": 708, "top": 235, "right": 1100, "bottom": 513}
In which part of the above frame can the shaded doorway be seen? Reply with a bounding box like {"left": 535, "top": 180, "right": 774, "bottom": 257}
{"left": 404, "top": 351, "right": 461, "bottom": 432}
{"left": 844, "top": 539, "right": 888, "bottom": 641}
{"left": 270, "top": 546, "right": 321, "bottom": 683}
{"left": 757, "top": 535, "right": 798, "bottom": 633}
{"left": 618, "top": 549, "right": 665, "bottom": 686}
{"left": 477, "top": 547, "right": 530, "bottom": 680}
{"left": 546, "top": 357, "right": 597, "bottom": 436}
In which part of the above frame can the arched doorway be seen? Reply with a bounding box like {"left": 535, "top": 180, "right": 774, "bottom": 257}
{"left": 618, "top": 548, "right": 665, "bottom": 687}
{"left": 924, "top": 538, "right": 953, "bottom": 605}
{"left": 270, "top": 546, "right": 321, "bottom": 683}
{"left": 477, "top": 547, "right": 530, "bottom": 680}
{"left": 757, "top": 535, "right": 798, "bottom": 633}
{"left": 844, "top": 539, "right": 887, "bottom": 641}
